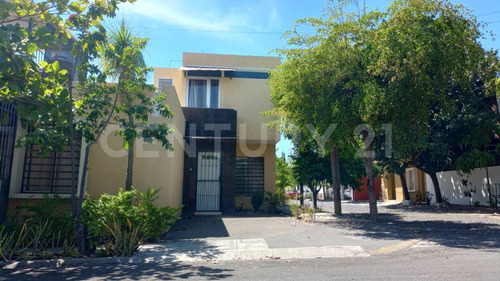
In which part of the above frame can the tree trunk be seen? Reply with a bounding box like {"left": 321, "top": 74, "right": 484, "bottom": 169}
{"left": 428, "top": 172, "right": 443, "bottom": 203}
{"left": 125, "top": 113, "right": 135, "bottom": 191}
{"left": 485, "top": 166, "right": 492, "bottom": 207}
{"left": 299, "top": 182, "right": 304, "bottom": 206}
{"left": 79, "top": 145, "right": 91, "bottom": 206}
{"left": 74, "top": 221, "right": 91, "bottom": 255}
{"left": 330, "top": 147, "right": 342, "bottom": 215}
{"left": 309, "top": 179, "right": 318, "bottom": 209}
{"left": 312, "top": 190, "right": 318, "bottom": 209}
{"left": 398, "top": 172, "right": 410, "bottom": 201}
{"left": 0, "top": 182, "right": 9, "bottom": 224}
{"left": 363, "top": 157, "right": 378, "bottom": 222}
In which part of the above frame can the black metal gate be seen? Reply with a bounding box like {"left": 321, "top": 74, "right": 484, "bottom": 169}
{"left": 196, "top": 151, "right": 221, "bottom": 212}
{"left": 0, "top": 103, "right": 17, "bottom": 222}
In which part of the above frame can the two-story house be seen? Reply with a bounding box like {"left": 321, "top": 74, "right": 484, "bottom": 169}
{"left": 83, "top": 52, "right": 280, "bottom": 214}
{"left": 4, "top": 52, "right": 279, "bottom": 218}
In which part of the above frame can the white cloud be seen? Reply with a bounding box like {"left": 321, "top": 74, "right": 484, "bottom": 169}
{"left": 118, "top": 0, "right": 261, "bottom": 32}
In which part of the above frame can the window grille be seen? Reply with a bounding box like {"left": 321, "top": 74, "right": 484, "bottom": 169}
{"left": 22, "top": 131, "right": 81, "bottom": 194}
{"left": 236, "top": 157, "right": 264, "bottom": 197}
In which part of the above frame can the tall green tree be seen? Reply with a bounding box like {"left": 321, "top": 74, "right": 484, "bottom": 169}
{"left": 367, "top": 0, "right": 499, "bottom": 203}
{"left": 0, "top": 0, "right": 135, "bottom": 251}
{"left": 291, "top": 138, "right": 331, "bottom": 209}
{"left": 102, "top": 21, "right": 174, "bottom": 191}
{"left": 339, "top": 145, "right": 366, "bottom": 190}
{"left": 275, "top": 152, "right": 294, "bottom": 195}
{"left": 269, "top": 0, "right": 384, "bottom": 221}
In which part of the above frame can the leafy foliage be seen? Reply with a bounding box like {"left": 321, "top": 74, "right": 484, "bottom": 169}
{"left": 102, "top": 20, "right": 174, "bottom": 190}
{"left": 82, "top": 188, "right": 180, "bottom": 246}
{"left": 275, "top": 153, "right": 295, "bottom": 195}
{"left": 251, "top": 191, "right": 265, "bottom": 212}
{"left": 291, "top": 138, "right": 331, "bottom": 208}
{"left": 7, "top": 194, "right": 73, "bottom": 243}
{"left": 0, "top": 0, "right": 143, "bottom": 254}
{"left": 101, "top": 219, "right": 144, "bottom": 257}
{"left": 264, "top": 191, "right": 288, "bottom": 214}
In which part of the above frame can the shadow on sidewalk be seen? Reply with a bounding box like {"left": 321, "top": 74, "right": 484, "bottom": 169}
{"left": 164, "top": 216, "right": 229, "bottom": 240}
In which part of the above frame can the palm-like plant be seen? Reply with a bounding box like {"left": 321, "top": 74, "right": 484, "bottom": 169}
{"left": 103, "top": 19, "right": 147, "bottom": 80}
{"left": 102, "top": 20, "right": 156, "bottom": 191}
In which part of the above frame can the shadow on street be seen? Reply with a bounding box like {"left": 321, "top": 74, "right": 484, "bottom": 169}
{"left": 2, "top": 263, "right": 234, "bottom": 280}
{"left": 321, "top": 209, "right": 500, "bottom": 250}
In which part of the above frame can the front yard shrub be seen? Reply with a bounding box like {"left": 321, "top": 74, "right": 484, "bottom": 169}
{"left": 101, "top": 219, "right": 144, "bottom": 257}
{"left": 265, "top": 191, "right": 288, "bottom": 214}
{"left": 0, "top": 221, "right": 80, "bottom": 261}
{"left": 289, "top": 204, "right": 322, "bottom": 221}
{"left": 82, "top": 188, "right": 180, "bottom": 255}
{"left": 251, "top": 191, "right": 264, "bottom": 212}
{"left": 7, "top": 194, "right": 73, "bottom": 246}
{"left": 0, "top": 223, "right": 29, "bottom": 261}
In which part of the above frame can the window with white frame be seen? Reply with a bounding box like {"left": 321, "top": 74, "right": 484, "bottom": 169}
{"left": 406, "top": 168, "right": 417, "bottom": 192}
{"left": 187, "top": 79, "right": 219, "bottom": 108}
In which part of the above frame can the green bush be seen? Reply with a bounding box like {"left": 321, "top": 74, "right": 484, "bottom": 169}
{"left": 82, "top": 188, "right": 180, "bottom": 248}
{"left": 251, "top": 191, "right": 264, "bottom": 212}
{"left": 102, "top": 219, "right": 144, "bottom": 257}
{"left": 289, "top": 204, "right": 321, "bottom": 220}
{"left": 0, "top": 223, "right": 30, "bottom": 261}
{"left": 265, "top": 191, "right": 287, "bottom": 214}
{"left": 7, "top": 194, "right": 73, "bottom": 246}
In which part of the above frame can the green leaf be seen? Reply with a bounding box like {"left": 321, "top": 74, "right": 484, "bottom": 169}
{"left": 27, "top": 43, "right": 37, "bottom": 54}
{"left": 74, "top": 100, "right": 84, "bottom": 109}
{"left": 52, "top": 61, "right": 60, "bottom": 72}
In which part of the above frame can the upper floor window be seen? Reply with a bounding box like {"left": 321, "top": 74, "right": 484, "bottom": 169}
{"left": 158, "top": 78, "right": 173, "bottom": 92}
{"left": 187, "top": 79, "right": 219, "bottom": 108}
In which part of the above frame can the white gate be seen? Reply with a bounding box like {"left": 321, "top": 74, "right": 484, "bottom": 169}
{"left": 196, "top": 152, "right": 221, "bottom": 212}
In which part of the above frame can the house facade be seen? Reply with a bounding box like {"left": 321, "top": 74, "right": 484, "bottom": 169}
{"left": 382, "top": 168, "right": 427, "bottom": 202}
{"left": 1, "top": 52, "right": 280, "bottom": 219}
{"left": 152, "top": 53, "right": 280, "bottom": 214}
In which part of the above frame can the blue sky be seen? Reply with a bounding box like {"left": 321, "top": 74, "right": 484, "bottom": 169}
{"left": 107, "top": 0, "right": 500, "bottom": 157}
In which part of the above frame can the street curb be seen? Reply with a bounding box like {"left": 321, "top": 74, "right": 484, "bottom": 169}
{"left": 0, "top": 255, "right": 164, "bottom": 270}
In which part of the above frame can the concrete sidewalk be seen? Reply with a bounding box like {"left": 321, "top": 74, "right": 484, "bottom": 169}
{"left": 138, "top": 238, "right": 369, "bottom": 262}
{"left": 135, "top": 214, "right": 410, "bottom": 262}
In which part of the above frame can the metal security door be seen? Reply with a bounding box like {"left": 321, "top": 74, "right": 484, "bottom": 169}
{"left": 196, "top": 152, "right": 221, "bottom": 212}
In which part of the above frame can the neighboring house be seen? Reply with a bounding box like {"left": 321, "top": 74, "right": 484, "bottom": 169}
{"left": 382, "top": 166, "right": 500, "bottom": 206}
{"left": 0, "top": 29, "right": 79, "bottom": 222}
{"left": 2, "top": 52, "right": 280, "bottom": 217}
{"left": 353, "top": 177, "right": 382, "bottom": 201}
{"left": 381, "top": 168, "right": 427, "bottom": 202}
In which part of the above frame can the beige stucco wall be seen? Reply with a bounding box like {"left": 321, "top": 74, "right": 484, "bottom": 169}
{"left": 235, "top": 143, "right": 276, "bottom": 210}
{"left": 182, "top": 52, "right": 280, "bottom": 70}
{"left": 154, "top": 52, "right": 280, "bottom": 145}
{"left": 86, "top": 86, "right": 185, "bottom": 208}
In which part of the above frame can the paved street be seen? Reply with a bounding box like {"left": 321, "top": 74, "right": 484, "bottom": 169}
{"left": 2, "top": 247, "right": 499, "bottom": 280}
{"left": 1, "top": 201, "right": 499, "bottom": 280}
